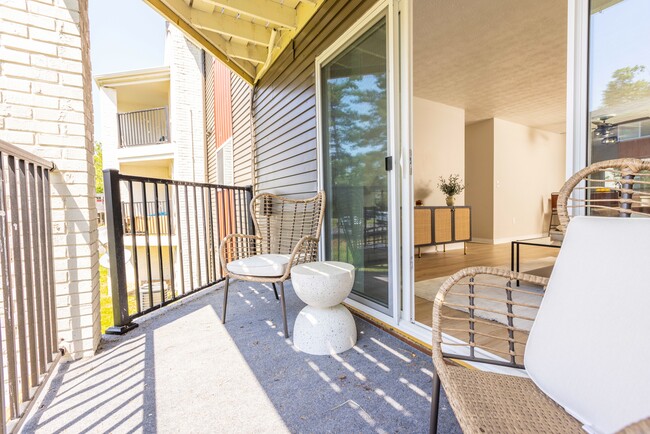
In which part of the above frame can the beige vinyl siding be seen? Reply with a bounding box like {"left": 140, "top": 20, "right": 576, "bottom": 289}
{"left": 252, "top": 0, "right": 376, "bottom": 198}
{"left": 231, "top": 72, "right": 254, "bottom": 187}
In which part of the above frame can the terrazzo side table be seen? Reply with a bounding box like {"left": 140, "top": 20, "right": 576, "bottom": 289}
{"left": 291, "top": 261, "right": 357, "bottom": 355}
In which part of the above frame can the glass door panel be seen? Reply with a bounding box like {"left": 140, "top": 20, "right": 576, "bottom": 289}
{"left": 321, "top": 18, "right": 391, "bottom": 310}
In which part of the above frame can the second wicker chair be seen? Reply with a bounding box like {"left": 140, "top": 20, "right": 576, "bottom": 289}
{"left": 219, "top": 191, "right": 325, "bottom": 338}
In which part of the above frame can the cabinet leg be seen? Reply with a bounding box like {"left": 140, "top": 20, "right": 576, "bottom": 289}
{"left": 464, "top": 242, "right": 467, "bottom": 255}
{"left": 443, "top": 244, "right": 446, "bottom": 253}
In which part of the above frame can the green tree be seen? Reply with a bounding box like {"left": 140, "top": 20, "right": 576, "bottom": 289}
{"left": 602, "top": 65, "right": 650, "bottom": 107}
{"left": 94, "top": 141, "right": 103, "bottom": 194}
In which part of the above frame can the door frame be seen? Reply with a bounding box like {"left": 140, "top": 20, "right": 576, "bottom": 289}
{"left": 315, "top": 0, "right": 401, "bottom": 322}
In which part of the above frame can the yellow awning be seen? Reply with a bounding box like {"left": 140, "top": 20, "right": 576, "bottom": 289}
{"left": 144, "top": 0, "right": 323, "bottom": 85}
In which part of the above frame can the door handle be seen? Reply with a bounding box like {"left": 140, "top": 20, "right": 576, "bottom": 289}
{"left": 385, "top": 156, "right": 393, "bottom": 171}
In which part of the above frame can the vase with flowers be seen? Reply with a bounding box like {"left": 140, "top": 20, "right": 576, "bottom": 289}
{"left": 438, "top": 174, "right": 465, "bottom": 206}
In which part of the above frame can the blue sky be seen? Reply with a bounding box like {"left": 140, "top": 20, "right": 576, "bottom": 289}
{"left": 90, "top": 0, "right": 166, "bottom": 141}
{"left": 589, "top": 0, "right": 650, "bottom": 109}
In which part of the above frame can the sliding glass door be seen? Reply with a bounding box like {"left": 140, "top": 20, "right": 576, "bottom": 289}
{"left": 319, "top": 16, "right": 393, "bottom": 313}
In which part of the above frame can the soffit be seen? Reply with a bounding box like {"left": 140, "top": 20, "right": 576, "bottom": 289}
{"left": 413, "top": 0, "right": 568, "bottom": 133}
{"left": 144, "top": 0, "right": 323, "bottom": 85}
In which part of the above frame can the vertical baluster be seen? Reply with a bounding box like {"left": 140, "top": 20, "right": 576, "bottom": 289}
{"left": 193, "top": 185, "right": 201, "bottom": 287}
{"left": 153, "top": 183, "right": 165, "bottom": 304}
{"left": 214, "top": 187, "right": 223, "bottom": 279}
{"left": 28, "top": 163, "right": 46, "bottom": 375}
{"left": 142, "top": 183, "right": 153, "bottom": 310}
{"left": 208, "top": 187, "right": 216, "bottom": 283}
{"left": 43, "top": 170, "right": 57, "bottom": 354}
{"left": 0, "top": 153, "right": 18, "bottom": 418}
{"left": 36, "top": 167, "right": 52, "bottom": 362}
{"left": 175, "top": 185, "right": 185, "bottom": 295}
{"left": 201, "top": 186, "right": 209, "bottom": 284}
{"left": 9, "top": 157, "right": 29, "bottom": 402}
{"left": 185, "top": 185, "right": 194, "bottom": 290}
{"left": 165, "top": 184, "right": 175, "bottom": 299}
{"left": 128, "top": 181, "right": 141, "bottom": 314}
{"left": 19, "top": 160, "right": 38, "bottom": 390}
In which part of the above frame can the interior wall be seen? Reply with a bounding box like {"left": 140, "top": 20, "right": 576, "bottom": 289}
{"left": 413, "top": 97, "right": 465, "bottom": 207}
{"left": 465, "top": 119, "right": 494, "bottom": 241}
{"left": 492, "top": 118, "right": 566, "bottom": 242}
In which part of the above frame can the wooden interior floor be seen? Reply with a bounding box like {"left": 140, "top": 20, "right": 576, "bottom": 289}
{"left": 414, "top": 242, "right": 559, "bottom": 358}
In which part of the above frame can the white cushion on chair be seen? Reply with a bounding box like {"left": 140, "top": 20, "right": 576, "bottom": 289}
{"left": 226, "top": 254, "right": 291, "bottom": 277}
{"left": 525, "top": 216, "right": 650, "bottom": 434}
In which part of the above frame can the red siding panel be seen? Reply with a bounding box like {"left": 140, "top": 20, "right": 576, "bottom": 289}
{"left": 213, "top": 59, "right": 232, "bottom": 147}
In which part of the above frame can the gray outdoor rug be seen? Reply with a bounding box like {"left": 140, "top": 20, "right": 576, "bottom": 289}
{"left": 23, "top": 279, "right": 461, "bottom": 434}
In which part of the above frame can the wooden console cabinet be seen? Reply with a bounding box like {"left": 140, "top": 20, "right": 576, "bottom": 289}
{"left": 414, "top": 206, "right": 471, "bottom": 257}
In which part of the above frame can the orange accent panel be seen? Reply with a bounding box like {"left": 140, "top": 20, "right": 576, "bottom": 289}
{"left": 213, "top": 59, "right": 233, "bottom": 148}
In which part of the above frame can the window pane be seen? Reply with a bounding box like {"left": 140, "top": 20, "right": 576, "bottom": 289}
{"left": 321, "top": 18, "right": 390, "bottom": 309}
{"left": 588, "top": 0, "right": 650, "bottom": 163}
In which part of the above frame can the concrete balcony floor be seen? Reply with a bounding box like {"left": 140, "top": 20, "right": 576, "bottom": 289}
{"left": 23, "top": 280, "right": 461, "bottom": 433}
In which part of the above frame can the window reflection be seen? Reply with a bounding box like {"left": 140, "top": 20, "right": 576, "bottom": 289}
{"left": 321, "top": 19, "right": 390, "bottom": 308}
{"left": 588, "top": 0, "right": 650, "bottom": 163}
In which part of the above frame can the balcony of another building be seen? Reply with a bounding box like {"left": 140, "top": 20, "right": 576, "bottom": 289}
{"left": 96, "top": 66, "right": 174, "bottom": 165}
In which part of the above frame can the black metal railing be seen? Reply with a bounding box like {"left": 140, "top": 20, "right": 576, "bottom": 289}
{"left": 121, "top": 200, "right": 171, "bottom": 235}
{"left": 0, "top": 140, "right": 59, "bottom": 433}
{"left": 117, "top": 107, "right": 170, "bottom": 148}
{"left": 103, "top": 169, "right": 254, "bottom": 333}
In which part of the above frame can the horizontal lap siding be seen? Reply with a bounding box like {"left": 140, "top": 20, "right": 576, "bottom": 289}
{"left": 231, "top": 72, "right": 254, "bottom": 187}
{"left": 252, "top": 0, "right": 376, "bottom": 199}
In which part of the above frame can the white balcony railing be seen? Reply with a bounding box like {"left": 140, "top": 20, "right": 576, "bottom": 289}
{"left": 117, "top": 107, "right": 170, "bottom": 148}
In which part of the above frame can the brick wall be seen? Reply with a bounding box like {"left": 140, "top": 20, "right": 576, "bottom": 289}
{"left": 0, "top": 0, "right": 100, "bottom": 358}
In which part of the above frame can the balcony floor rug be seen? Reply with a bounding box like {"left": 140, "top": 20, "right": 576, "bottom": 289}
{"left": 415, "top": 257, "right": 556, "bottom": 331}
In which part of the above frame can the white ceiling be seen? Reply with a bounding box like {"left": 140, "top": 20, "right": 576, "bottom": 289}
{"left": 413, "top": 0, "right": 567, "bottom": 133}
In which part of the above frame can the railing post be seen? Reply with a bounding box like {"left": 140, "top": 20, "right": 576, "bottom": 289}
{"left": 103, "top": 169, "right": 138, "bottom": 334}
{"left": 245, "top": 186, "right": 255, "bottom": 236}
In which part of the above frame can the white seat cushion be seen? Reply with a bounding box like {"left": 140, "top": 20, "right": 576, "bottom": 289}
{"left": 226, "top": 254, "right": 291, "bottom": 277}
{"left": 525, "top": 216, "right": 650, "bottom": 434}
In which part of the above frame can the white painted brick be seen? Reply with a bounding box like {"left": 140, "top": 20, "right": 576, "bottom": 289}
{"left": 59, "top": 98, "right": 83, "bottom": 112}
{"left": 55, "top": 270, "right": 69, "bottom": 284}
{"left": 34, "top": 107, "right": 84, "bottom": 123}
{"left": 2, "top": 62, "right": 59, "bottom": 83}
{"left": 30, "top": 27, "right": 80, "bottom": 48}
{"left": 0, "top": 6, "right": 54, "bottom": 30}
{"left": 0, "top": 34, "right": 57, "bottom": 55}
{"left": 0, "top": 129, "right": 34, "bottom": 145}
{"left": 30, "top": 53, "right": 80, "bottom": 73}
{"left": 27, "top": 1, "right": 78, "bottom": 23}
{"left": 0, "top": 76, "right": 31, "bottom": 92}
{"left": 3, "top": 91, "right": 59, "bottom": 109}
{"left": 33, "top": 81, "right": 82, "bottom": 100}
{"left": 59, "top": 72, "right": 82, "bottom": 87}
{"left": 59, "top": 122, "right": 85, "bottom": 136}
{"left": 36, "top": 132, "right": 85, "bottom": 147}
{"left": 57, "top": 20, "right": 79, "bottom": 36}
{"left": 28, "top": 145, "right": 61, "bottom": 159}
{"left": 0, "top": 103, "right": 33, "bottom": 118}
{"left": 56, "top": 45, "right": 81, "bottom": 61}
{"left": 3, "top": 117, "right": 58, "bottom": 133}
{"left": 0, "top": 19, "right": 28, "bottom": 37}
{"left": 0, "top": 0, "right": 27, "bottom": 11}
{"left": 0, "top": 46, "right": 30, "bottom": 64}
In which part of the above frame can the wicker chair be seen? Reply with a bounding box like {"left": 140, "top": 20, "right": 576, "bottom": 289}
{"left": 219, "top": 191, "right": 325, "bottom": 338}
{"left": 430, "top": 159, "right": 650, "bottom": 434}
{"left": 557, "top": 158, "right": 650, "bottom": 231}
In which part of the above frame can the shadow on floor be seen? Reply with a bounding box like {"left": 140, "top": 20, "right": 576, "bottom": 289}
{"left": 23, "top": 281, "right": 460, "bottom": 433}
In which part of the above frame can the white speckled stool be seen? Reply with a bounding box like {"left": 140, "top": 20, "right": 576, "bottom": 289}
{"left": 291, "top": 261, "right": 357, "bottom": 355}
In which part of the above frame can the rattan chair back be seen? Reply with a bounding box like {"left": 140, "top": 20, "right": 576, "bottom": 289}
{"left": 557, "top": 158, "right": 650, "bottom": 231}
{"left": 252, "top": 191, "right": 325, "bottom": 260}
